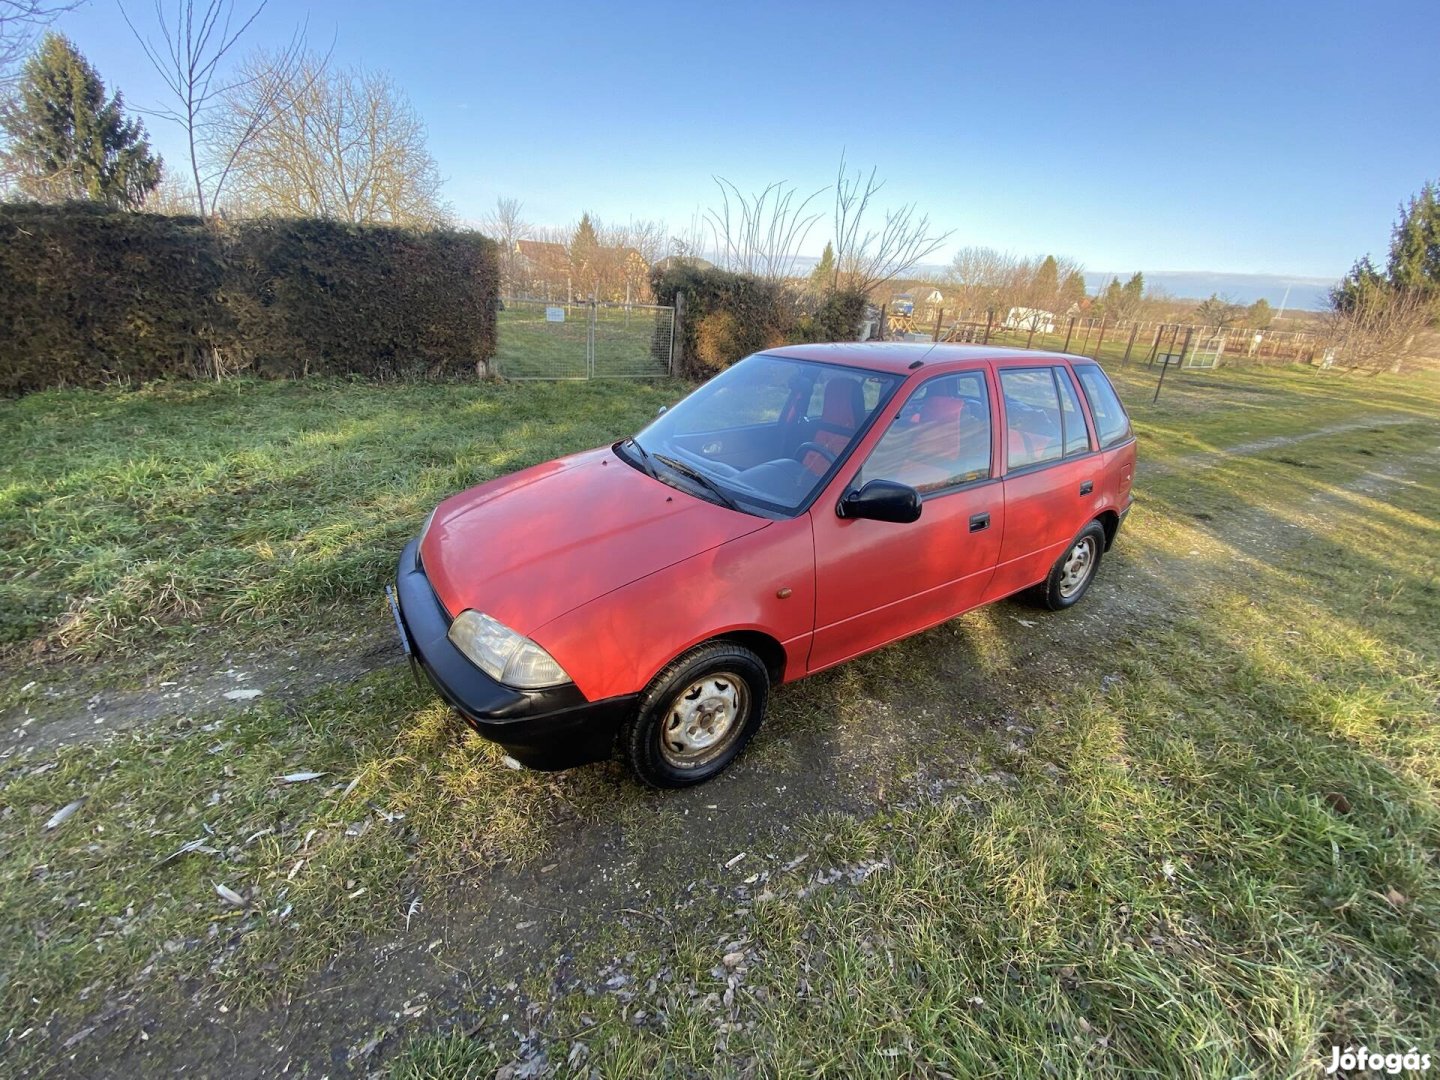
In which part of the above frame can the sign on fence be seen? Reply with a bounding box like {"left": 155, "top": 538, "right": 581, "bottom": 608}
{"left": 545, "top": 306, "right": 565, "bottom": 323}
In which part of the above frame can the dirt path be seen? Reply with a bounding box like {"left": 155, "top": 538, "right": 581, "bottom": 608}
{"left": 28, "top": 433, "right": 1440, "bottom": 1079}
{"left": 1149, "top": 414, "right": 1423, "bottom": 475}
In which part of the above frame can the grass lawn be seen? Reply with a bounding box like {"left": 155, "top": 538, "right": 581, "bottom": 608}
{"left": 0, "top": 376, "right": 678, "bottom": 683}
{"left": 494, "top": 302, "right": 673, "bottom": 379}
{"left": 1, "top": 360, "right": 1437, "bottom": 1076}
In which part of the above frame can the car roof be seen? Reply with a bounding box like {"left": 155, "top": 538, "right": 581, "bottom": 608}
{"left": 763, "top": 342, "right": 1090, "bottom": 374}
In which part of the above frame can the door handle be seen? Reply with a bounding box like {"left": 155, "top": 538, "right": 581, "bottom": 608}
{"left": 969, "top": 512, "right": 990, "bottom": 532}
{"left": 1079, "top": 480, "right": 1094, "bottom": 496}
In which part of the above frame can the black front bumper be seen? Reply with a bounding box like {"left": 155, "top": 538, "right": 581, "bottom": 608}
{"left": 391, "top": 537, "right": 636, "bottom": 770}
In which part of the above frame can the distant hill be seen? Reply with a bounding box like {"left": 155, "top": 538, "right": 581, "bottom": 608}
{"left": 707, "top": 253, "right": 1337, "bottom": 312}
{"left": 1083, "top": 271, "right": 1334, "bottom": 311}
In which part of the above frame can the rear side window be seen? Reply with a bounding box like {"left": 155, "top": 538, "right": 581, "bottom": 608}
{"left": 1073, "top": 364, "right": 1133, "bottom": 449}
{"left": 1000, "top": 369, "right": 1063, "bottom": 469}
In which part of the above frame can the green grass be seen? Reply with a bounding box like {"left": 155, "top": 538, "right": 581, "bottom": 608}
{"left": 1, "top": 361, "right": 1438, "bottom": 1076}
{"left": 393, "top": 382, "right": 1440, "bottom": 1077}
{"left": 494, "top": 303, "right": 672, "bottom": 379}
{"left": 0, "top": 376, "right": 679, "bottom": 679}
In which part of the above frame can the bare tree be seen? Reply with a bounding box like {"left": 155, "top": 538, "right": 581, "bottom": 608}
{"left": 668, "top": 206, "right": 709, "bottom": 262}
{"left": 705, "top": 176, "right": 826, "bottom": 282}
{"left": 946, "top": 246, "right": 1031, "bottom": 319}
{"left": 832, "top": 152, "right": 953, "bottom": 295}
{"left": 484, "top": 196, "right": 529, "bottom": 290}
{"left": 1193, "top": 292, "right": 1245, "bottom": 329}
{"left": 0, "top": 0, "right": 80, "bottom": 81}
{"left": 217, "top": 54, "right": 446, "bottom": 226}
{"left": 120, "top": 0, "right": 314, "bottom": 216}
{"left": 1324, "top": 280, "right": 1436, "bottom": 374}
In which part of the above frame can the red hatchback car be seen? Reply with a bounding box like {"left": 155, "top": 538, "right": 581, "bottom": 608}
{"left": 391, "top": 344, "right": 1135, "bottom": 787}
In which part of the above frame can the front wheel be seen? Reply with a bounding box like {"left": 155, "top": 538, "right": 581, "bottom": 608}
{"left": 1038, "top": 521, "right": 1107, "bottom": 611}
{"left": 622, "top": 642, "right": 769, "bottom": 788}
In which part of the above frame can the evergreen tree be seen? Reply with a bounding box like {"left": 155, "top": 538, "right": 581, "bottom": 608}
{"left": 1059, "top": 269, "right": 1087, "bottom": 311}
{"left": 1101, "top": 275, "right": 1123, "bottom": 313}
{"left": 0, "top": 33, "right": 161, "bottom": 208}
{"left": 1330, "top": 257, "right": 1386, "bottom": 315}
{"left": 1034, "top": 255, "right": 1059, "bottom": 307}
{"left": 1121, "top": 272, "right": 1144, "bottom": 309}
{"left": 809, "top": 241, "right": 836, "bottom": 293}
{"left": 1387, "top": 179, "right": 1440, "bottom": 290}
{"left": 1247, "top": 298, "right": 1274, "bottom": 328}
{"left": 570, "top": 212, "right": 600, "bottom": 295}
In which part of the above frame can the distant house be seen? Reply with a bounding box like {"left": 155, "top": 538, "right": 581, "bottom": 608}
{"left": 917, "top": 287, "right": 944, "bottom": 321}
{"left": 514, "top": 239, "right": 569, "bottom": 284}
{"left": 1003, "top": 307, "right": 1056, "bottom": 333}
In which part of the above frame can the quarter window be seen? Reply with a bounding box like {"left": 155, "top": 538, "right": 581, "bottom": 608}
{"left": 1056, "top": 369, "right": 1092, "bottom": 456}
{"left": 1073, "top": 364, "right": 1134, "bottom": 449}
{"left": 856, "top": 371, "right": 992, "bottom": 493}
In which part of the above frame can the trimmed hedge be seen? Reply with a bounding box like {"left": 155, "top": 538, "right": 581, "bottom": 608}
{"left": 0, "top": 202, "right": 498, "bottom": 394}
{"left": 650, "top": 263, "right": 868, "bottom": 378}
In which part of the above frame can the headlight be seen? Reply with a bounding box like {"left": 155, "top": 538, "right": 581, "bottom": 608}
{"left": 447, "top": 610, "right": 571, "bottom": 689}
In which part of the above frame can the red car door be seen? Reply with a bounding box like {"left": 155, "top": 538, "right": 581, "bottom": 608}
{"left": 809, "top": 368, "right": 1004, "bottom": 673}
{"left": 985, "top": 364, "right": 1103, "bottom": 601}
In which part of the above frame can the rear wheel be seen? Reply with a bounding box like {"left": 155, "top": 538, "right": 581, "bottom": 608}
{"left": 622, "top": 642, "right": 769, "bottom": 788}
{"left": 1038, "top": 521, "right": 1107, "bottom": 611}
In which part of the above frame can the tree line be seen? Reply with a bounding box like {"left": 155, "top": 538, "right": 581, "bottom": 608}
{"left": 1326, "top": 180, "right": 1439, "bottom": 372}
{"left": 0, "top": 0, "right": 446, "bottom": 225}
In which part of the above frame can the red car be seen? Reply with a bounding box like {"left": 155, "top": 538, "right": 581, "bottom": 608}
{"left": 390, "top": 344, "right": 1135, "bottom": 787}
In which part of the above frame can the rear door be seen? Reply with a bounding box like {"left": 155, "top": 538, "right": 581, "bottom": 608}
{"left": 985, "top": 364, "right": 1102, "bottom": 601}
{"left": 809, "top": 367, "right": 1003, "bottom": 672}
{"left": 1071, "top": 362, "right": 1136, "bottom": 513}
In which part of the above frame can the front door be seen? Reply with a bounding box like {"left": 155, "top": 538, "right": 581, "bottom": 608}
{"left": 810, "top": 369, "right": 1004, "bottom": 673}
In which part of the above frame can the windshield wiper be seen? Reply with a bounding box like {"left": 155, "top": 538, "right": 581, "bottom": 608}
{"left": 653, "top": 453, "right": 741, "bottom": 511}
{"left": 618, "top": 438, "right": 657, "bottom": 478}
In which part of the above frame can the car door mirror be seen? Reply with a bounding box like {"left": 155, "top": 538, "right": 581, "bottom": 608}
{"left": 839, "top": 479, "right": 922, "bottom": 523}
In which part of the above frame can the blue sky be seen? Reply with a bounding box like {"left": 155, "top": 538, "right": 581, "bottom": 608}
{"left": 50, "top": 0, "right": 1440, "bottom": 288}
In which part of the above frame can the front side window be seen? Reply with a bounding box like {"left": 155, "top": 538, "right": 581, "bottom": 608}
{"left": 1073, "top": 364, "right": 1134, "bottom": 449}
{"left": 627, "top": 354, "right": 900, "bottom": 515}
{"left": 856, "top": 371, "right": 992, "bottom": 493}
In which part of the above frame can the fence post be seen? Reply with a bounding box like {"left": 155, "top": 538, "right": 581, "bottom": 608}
{"left": 1146, "top": 324, "right": 1164, "bottom": 366}
{"left": 1122, "top": 323, "right": 1139, "bottom": 366}
{"left": 984, "top": 308, "right": 994, "bottom": 344}
{"left": 933, "top": 308, "right": 944, "bottom": 342}
{"left": 878, "top": 304, "right": 887, "bottom": 342}
{"left": 672, "top": 291, "right": 685, "bottom": 376}
{"left": 1062, "top": 317, "right": 1075, "bottom": 353}
{"left": 1092, "top": 316, "right": 1107, "bottom": 360}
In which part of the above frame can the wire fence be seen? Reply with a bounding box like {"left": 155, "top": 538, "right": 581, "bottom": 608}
{"left": 900, "top": 311, "right": 1323, "bottom": 367}
{"left": 494, "top": 298, "right": 674, "bottom": 379}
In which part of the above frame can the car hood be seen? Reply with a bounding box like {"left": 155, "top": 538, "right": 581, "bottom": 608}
{"left": 419, "top": 446, "right": 769, "bottom": 635}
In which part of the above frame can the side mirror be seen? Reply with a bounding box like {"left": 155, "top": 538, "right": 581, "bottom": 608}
{"left": 839, "top": 479, "right": 922, "bottom": 523}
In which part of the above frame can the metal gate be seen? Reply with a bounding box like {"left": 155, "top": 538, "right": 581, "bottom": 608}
{"left": 494, "top": 298, "right": 674, "bottom": 379}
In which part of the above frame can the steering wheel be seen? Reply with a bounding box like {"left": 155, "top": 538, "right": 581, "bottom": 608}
{"left": 795, "top": 441, "right": 838, "bottom": 466}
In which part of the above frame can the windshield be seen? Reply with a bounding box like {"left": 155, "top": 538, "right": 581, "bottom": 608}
{"left": 622, "top": 354, "right": 902, "bottom": 515}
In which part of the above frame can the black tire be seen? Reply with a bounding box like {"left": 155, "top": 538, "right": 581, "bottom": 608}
{"left": 622, "top": 641, "right": 769, "bottom": 788}
{"left": 1037, "top": 520, "right": 1107, "bottom": 611}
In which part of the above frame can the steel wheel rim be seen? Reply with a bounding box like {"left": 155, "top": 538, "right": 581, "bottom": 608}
{"left": 660, "top": 672, "right": 749, "bottom": 769}
{"left": 1058, "top": 536, "right": 1097, "bottom": 598}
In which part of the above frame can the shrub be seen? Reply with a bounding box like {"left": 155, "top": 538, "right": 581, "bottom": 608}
{"left": 650, "top": 262, "right": 868, "bottom": 378}
{"left": 0, "top": 202, "right": 226, "bottom": 393}
{"left": 0, "top": 202, "right": 498, "bottom": 394}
